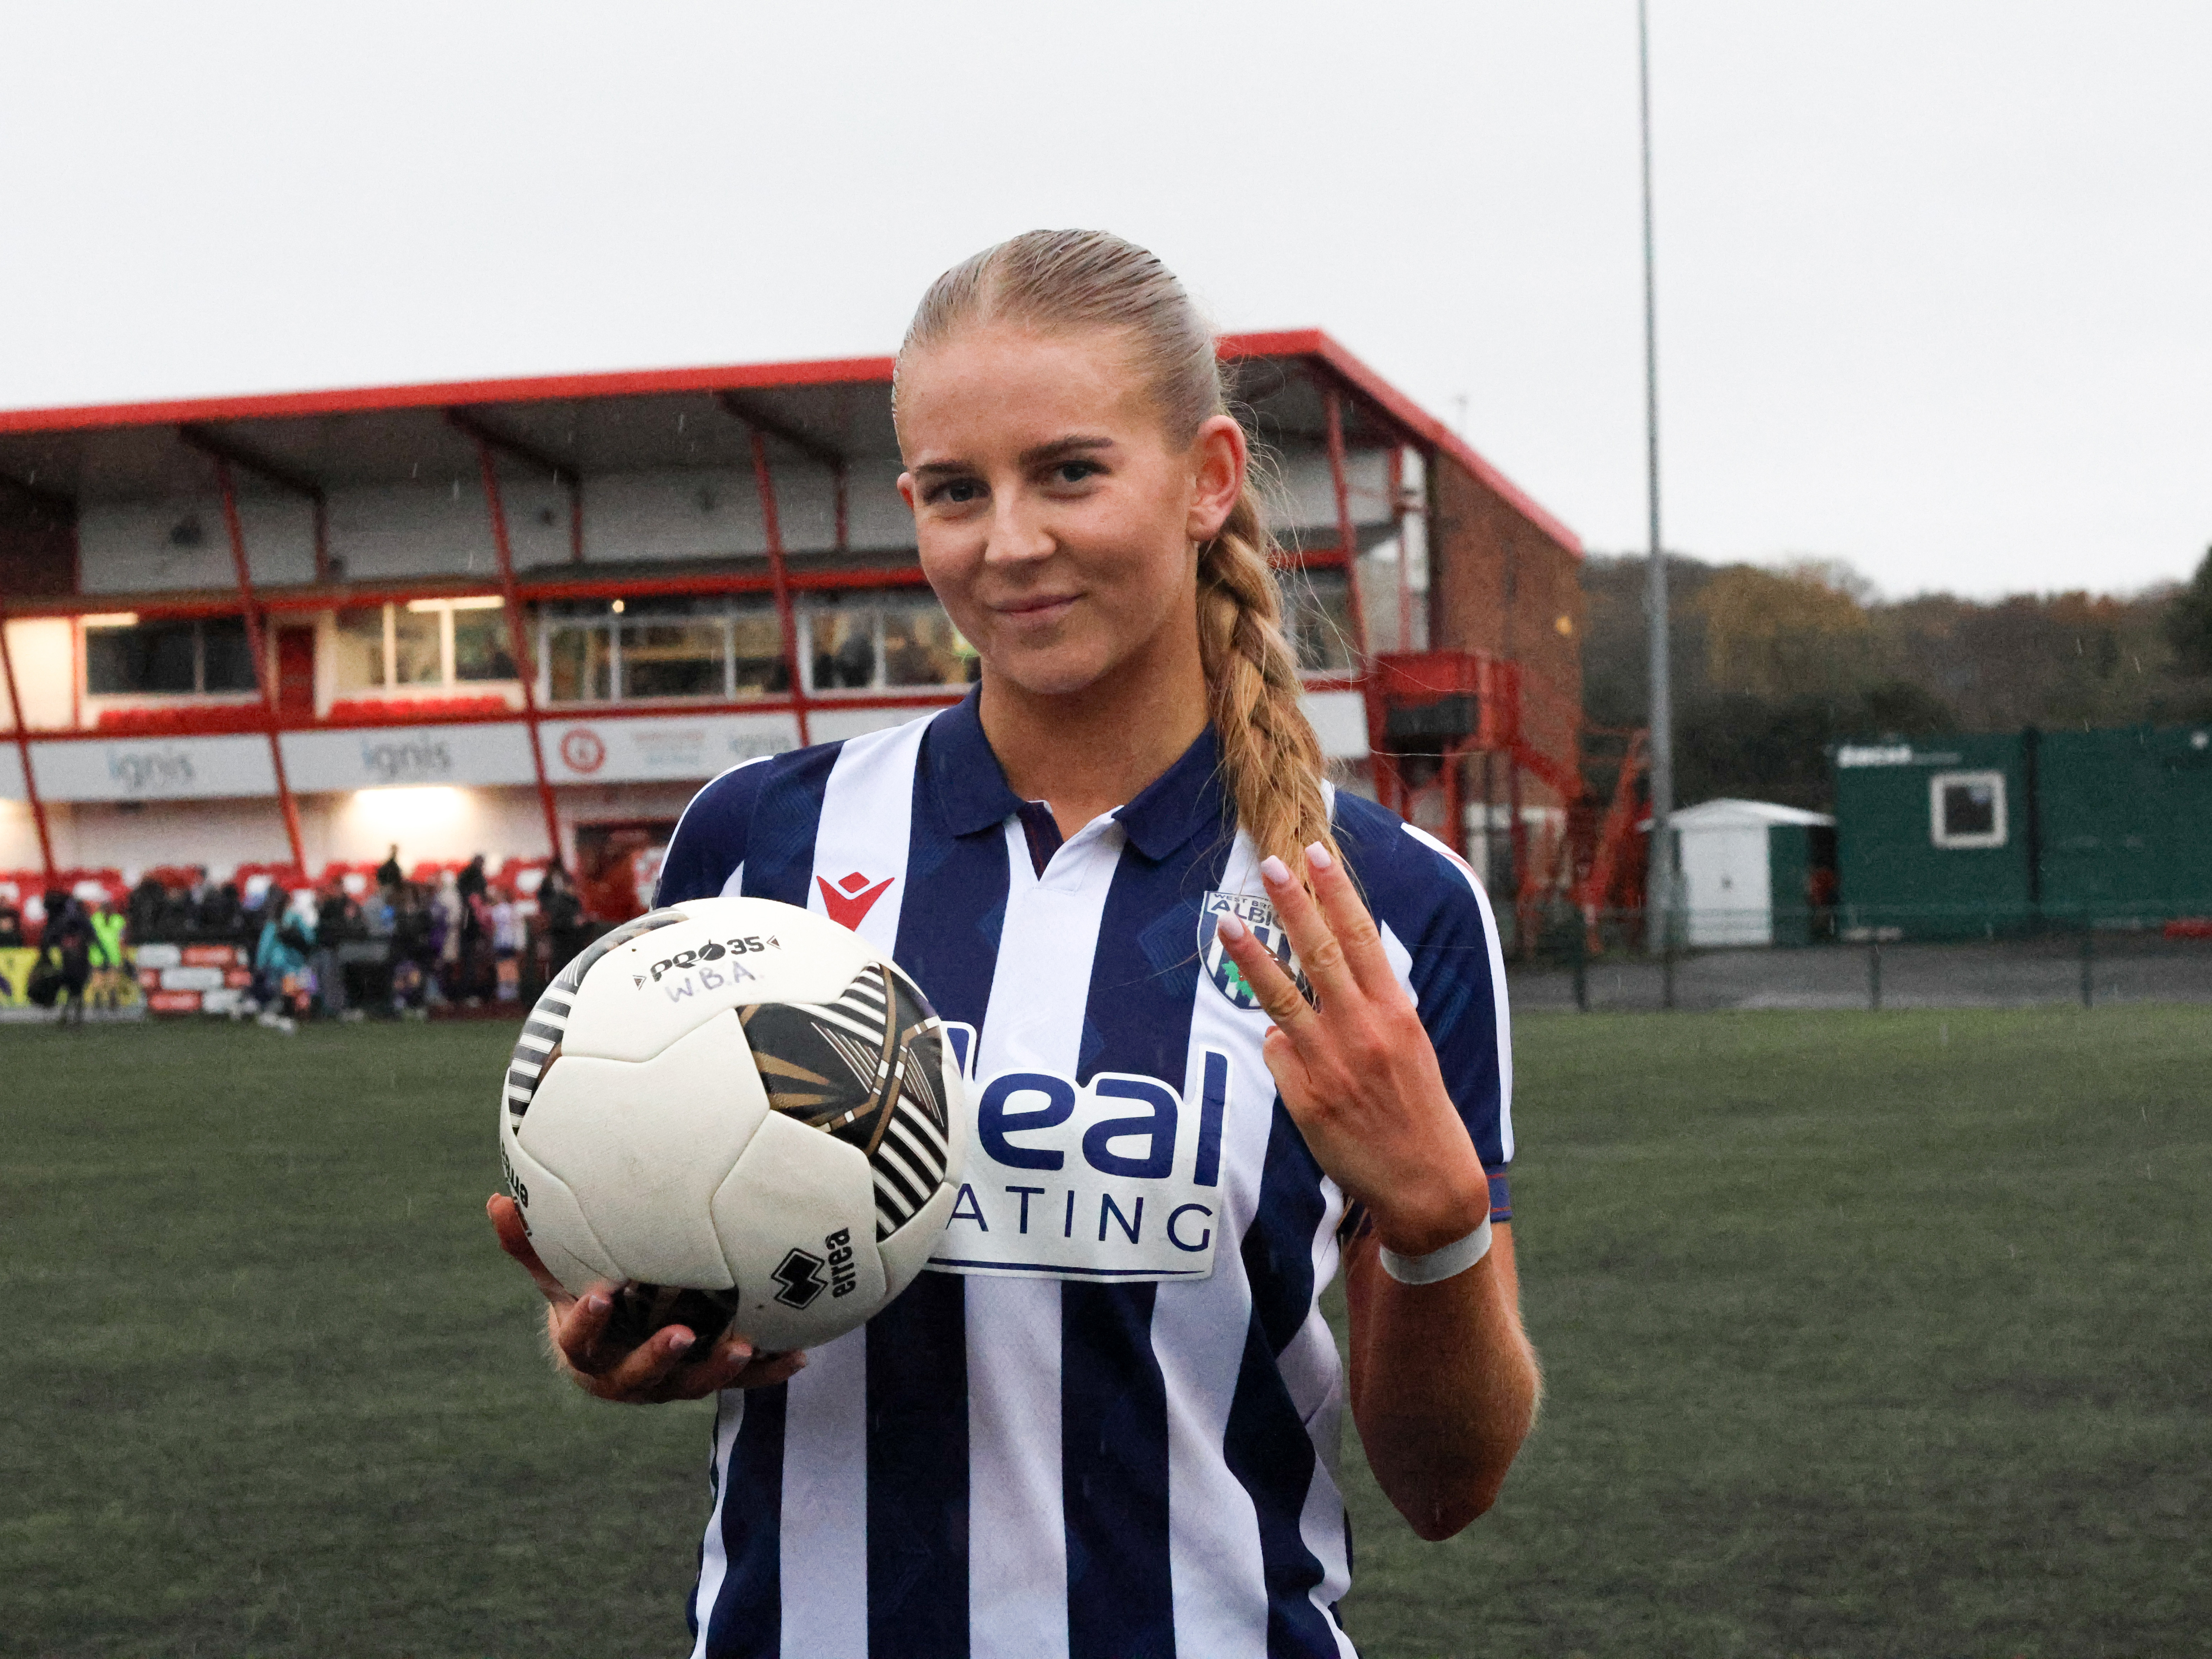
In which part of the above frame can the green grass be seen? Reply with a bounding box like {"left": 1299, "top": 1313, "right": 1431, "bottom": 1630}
{"left": 3, "top": 1008, "right": 2206, "bottom": 1656}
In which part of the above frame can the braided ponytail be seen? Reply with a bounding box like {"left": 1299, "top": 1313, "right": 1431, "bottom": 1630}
{"left": 897, "top": 229, "right": 1338, "bottom": 872}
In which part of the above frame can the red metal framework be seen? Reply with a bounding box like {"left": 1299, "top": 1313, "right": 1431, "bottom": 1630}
{"left": 212, "top": 457, "right": 310, "bottom": 875}
{"left": 466, "top": 431, "right": 565, "bottom": 862}
{"left": 181, "top": 423, "right": 330, "bottom": 582}
{"left": 744, "top": 425, "right": 812, "bottom": 747}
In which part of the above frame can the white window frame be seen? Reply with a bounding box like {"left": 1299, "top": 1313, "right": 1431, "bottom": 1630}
{"left": 1930, "top": 769, "right": 2008, "bottom": 850}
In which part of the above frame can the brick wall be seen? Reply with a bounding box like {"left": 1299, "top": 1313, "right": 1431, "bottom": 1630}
{"left": 1428, "top": 451, "right": 1585, "bottom": 809}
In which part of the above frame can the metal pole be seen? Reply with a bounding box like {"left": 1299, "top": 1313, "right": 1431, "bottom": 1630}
{"left": 472, "top": 439, "right": 566, "bottom": 865}
{"left": 214, "top": 459, "right": 310, "bottom": 877}
{"left": 747, "top": 429, "right": 812, "bottom": 748}
{"left": 1869, "top": 937, "right": 1883, "bottom": 1011}
{"left": 2079, "top": 915, "right": 2094, "bottom": 1009}
{"left": 1639, "top": 0, "right": 1677, "bottom": 970}
{"left": 0, "top": 603, "right": 58, "bottom": 883}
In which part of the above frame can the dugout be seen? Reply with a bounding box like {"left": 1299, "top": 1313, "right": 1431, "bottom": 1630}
{"left": 1832, "top": 724, "right": 2212, "bottom": 939}
{"left": 0, "top": 333, "right": 1583, "bottom": 949}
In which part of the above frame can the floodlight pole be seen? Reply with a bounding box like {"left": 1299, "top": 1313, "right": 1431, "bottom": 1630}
{"left": 1639, "top": 0, "right": 1678, "bottom": 993}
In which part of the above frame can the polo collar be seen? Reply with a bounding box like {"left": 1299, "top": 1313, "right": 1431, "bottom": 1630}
{"left": 925, "top": 689, "right": 1226, "bottom": 862}
{"left": 927, "top": 690, "right": 1027, "bottom": 838}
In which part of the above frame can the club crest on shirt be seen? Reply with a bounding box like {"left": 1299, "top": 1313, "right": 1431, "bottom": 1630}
{"left": 1197, "top": 890, "right": 1309, "bottom": 1010}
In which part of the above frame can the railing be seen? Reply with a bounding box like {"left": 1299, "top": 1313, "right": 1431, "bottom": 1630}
{"left": 1508, "top": 902, "right": 2212, "bottom": 1014}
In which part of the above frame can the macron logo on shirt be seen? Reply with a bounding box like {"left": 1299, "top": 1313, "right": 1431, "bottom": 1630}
{"left": 817, "top": 870, "right": 895, "bottom": 930}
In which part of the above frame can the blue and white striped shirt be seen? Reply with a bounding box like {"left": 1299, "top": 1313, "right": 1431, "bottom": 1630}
{"left": 655, "top": 690, "right": 1514, "bottom": 1659}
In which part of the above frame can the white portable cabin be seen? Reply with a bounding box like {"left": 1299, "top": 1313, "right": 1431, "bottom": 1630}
{"left": 1671, "top": 798, "right": 1836, "bottom": 947}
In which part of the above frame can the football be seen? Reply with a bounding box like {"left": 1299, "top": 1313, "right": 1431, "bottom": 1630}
{"left": 497, "top": 896, "right": 966, "bottom": 1354}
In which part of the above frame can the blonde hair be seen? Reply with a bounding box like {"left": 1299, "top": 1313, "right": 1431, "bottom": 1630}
{"left": 895, "top": 229, "right": 1336, "bottom": 873}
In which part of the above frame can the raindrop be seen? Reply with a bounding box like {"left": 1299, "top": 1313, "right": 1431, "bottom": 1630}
{"left": 452, "top": 479, "right": 461, "bottom": 500}
{"left": 678, "top": 413, "right": 687, "bottom": 433}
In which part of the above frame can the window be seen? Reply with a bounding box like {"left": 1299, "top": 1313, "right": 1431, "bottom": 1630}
{"left": 540, "top": 597, "right": 790, "bottom": 705}
{"left": 199, "top": 618, "right": 256, "bottom": 691}
{"left": 393, "top": 606, "right": 442, "bottom": 685}
{"left": 85, "top": 616, "right": 257, "bottom": 696}
{"left": 1931, "top": 770, "right": 2007, "bottom": 850}
{"left": 803, "top": 594, "right": 974, "bottom": 694}
{"left": 452, "top": 606, "right": 517, "bottom": 682}
{"left": 1285, "top": 569, "right": 1357, "bottom": 674}
{"left": 333, "top": 607, "right": 387, "bottom": 691}
{"left": 621, "top": 617, "right": 724, "bottom": 699}
{"left": 336, "top": 599, "right": 515, "bottom": 694}
{"left": 732, "top": 611, "right": 787, "bottom": 695}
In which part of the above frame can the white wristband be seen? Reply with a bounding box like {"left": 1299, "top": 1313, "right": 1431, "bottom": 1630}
{"left": 1377, "top": 1214, "right": 1493, "bottom": 1285}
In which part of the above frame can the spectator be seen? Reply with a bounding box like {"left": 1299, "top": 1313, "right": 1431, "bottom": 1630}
{"left": 313, "top": 882, "right": 360, "bottom": 1021}
{"left": 361, "top": 881, "right": 397, "bottom": 1011}
{"left": 158, "top": 877, "right": 196, "bottom": 938}
{"left": 388, "top": 885, "right": 431, "bottom": 1019}
{"left": 375, "top": 843, "right": 404, "bottom": 894}
{"left": 196, "top": 880, "right": 244, "bottom": 941}
{"left": 536, "top": 859, "right": 585, "bottom": 980}
{"left": 252, "top": 894, "right": 315, "bottom": 1033}
{"left": 490, "top": 886, "right": 523, "bottom": 1002}
{"left": 42, "top": 891, "right": 93, "bottom": 1026}
{"left": 127, "top": 875, "right": 166, "bottom": 940}
{"left": 0, "top": 892, "right": 23, "bottom": 949}
{"left": 457, "top": 853, "right": 488, "bottom": 905}
{"left": 462, "top": 885, "right": 496, "bottom": 1004}
{"left": 88, "top": 898, "right": 128, "bottom": 1012}
{"left": 429, "top": 872, "right": 462, "bottom": 1005}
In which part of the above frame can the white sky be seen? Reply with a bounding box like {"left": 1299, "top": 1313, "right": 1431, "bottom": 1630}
{"left": 4, "top": 1, "right": 2206, "bottom": 601}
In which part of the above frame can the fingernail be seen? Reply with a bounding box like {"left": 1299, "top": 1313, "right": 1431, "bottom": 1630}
{"left": 1305, "top": 841, "right": 1333, "bottom": 871}
{"left": 585, "top": 1291, "right": 610, "bottom": 1314}
{"left": 665, "top": 1329, "right": 692, "bottom": 1353}
{"left": 1260, "top": 855, "right": 1291, "bottom": 886}
{"left": 1217, "top": 914, "right": 1248, "bottom": 942}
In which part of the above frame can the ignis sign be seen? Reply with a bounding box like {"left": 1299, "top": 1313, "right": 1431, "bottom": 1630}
{"left": 107, "top": 748, "right": 197, "bottom": 793}
{"left": 358, "top": 735, "right": 454, "bottom": 784}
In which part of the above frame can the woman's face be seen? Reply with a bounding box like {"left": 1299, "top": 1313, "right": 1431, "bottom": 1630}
{"left": 897, "top": 323, "right": 1244, "bottom": 700}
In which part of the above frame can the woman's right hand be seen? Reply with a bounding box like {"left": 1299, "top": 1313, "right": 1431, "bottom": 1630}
{"left": 488, "top": 1195, "right": 807, "bottom": 1403}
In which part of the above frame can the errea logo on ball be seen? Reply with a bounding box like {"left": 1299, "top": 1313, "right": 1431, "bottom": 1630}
{"left": 772, "top": 1229, "right": 860, "bottom": 1308}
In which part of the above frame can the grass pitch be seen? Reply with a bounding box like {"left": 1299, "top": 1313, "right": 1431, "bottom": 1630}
{"left": 3, "top": 1006, "right": 2205, "bottom": 1657}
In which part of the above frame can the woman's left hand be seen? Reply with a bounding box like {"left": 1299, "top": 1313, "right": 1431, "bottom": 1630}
{"left": 1214, "top": 842, "right": 1490, "bottom": 1257}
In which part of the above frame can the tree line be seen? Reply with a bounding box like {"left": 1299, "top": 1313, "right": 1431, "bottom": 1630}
{"left": 1578, "top": 547, "right": 2212, "bottom": 811}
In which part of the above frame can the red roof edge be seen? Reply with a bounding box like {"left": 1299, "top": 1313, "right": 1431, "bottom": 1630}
{"left": 1221, "top": 328, "right": 1582, "bottom": 558}
{"left": 0, "top": 354, "right": 900, "bottom": 436}
{"left": 0, "top": 329, "right": 1581, "bottom": 558}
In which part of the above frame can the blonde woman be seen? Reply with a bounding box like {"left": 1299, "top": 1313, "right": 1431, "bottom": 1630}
{"left": 494, "top": 230, "right": 1538, "bottom": 1659}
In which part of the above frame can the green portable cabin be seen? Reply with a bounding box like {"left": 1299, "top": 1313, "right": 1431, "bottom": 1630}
{"left": 2036, "top": 725, "right": 2212, "bottom": 924}
{"left": 1833, "top": 733, "right": 2034, "bottom": 939}
{"left": 1833, "top": 724, "right": 2212, "bottom": 938}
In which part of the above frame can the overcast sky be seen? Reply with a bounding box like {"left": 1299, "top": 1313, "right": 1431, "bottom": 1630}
{"left": 4, "top": 1, "right": 2205, "bottom": 600}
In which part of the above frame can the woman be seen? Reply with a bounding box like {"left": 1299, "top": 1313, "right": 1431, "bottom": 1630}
{"left": 491, "top": 230, "right": 1539, "bottom": 1658}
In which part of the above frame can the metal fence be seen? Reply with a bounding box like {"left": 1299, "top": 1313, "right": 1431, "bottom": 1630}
{"left": 1506, "top": 905, "right": 2212, "bottom": 1014}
